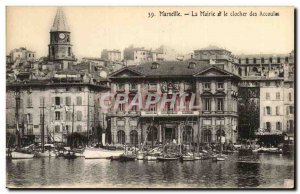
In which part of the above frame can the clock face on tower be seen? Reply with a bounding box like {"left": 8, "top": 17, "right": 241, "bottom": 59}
{"left": 59, "top": 33, "right": 65, "bottom": 39}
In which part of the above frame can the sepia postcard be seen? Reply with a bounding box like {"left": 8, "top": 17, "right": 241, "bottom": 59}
{"left": 6, "top": 6, "right": 295, "bottom": 189}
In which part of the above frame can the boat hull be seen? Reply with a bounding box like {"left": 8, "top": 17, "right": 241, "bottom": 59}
{"left": 83, "top": 148, "right": 123, "bottom": 159}
{"left": 10, "top": 152, "right": 34, "bottom": 159}
{"left": 157, "top": 157, "right": 178, "bottom": 161}
{"left": 144, "top": 155, "right": 157, "bottom": 161}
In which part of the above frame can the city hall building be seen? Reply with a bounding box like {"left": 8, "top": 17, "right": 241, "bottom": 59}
{"left": 107, "top": 57, "right": 240, "bottom": 146}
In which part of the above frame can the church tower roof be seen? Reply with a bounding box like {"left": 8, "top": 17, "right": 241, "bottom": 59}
{"left": 51, "top": 7, "right": 70, "bottom": 32}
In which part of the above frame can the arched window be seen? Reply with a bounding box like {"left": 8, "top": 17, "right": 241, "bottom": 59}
{"left": 130, "top": 130, "right": 138, "bottom": 145}
{"left": 202, "top": 129, "right": 212, "bottom": 143}
{"left": 216, "top": 129, "right": 226, "bottom": 142}
{"left": 117, "top": 130, "right": 126, "bottom": 144}
{"left": 182, "top": 126, "right": 192, "bottom": 144}
{"left": 147, "top": 126, "right": 158, "bottom": 141}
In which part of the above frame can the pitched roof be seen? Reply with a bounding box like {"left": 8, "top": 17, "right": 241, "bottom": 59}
{"left": 196, "top": 45, "right": 230, "bottom": 52}
{"left": 126, "top": 61, "right": 210, "bottom": 77}
{"left": 51, "top": 7, "right": 70, "bottom": 32}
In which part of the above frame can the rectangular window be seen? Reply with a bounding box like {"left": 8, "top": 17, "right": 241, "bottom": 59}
{"left": 66, "top": 96, "right": 71, "bottom": 106}
{"left": 276, "top": 122, "right": 282, "bottom": 131}
{"left": 130, "top": 83, "right": 137, "bottom": 91}
{"left": 204, "top": 98, "right": 211, "bottom": 111}
{"left": 27, "top": 97, "right": 33, "bottom": 107}
{"left": 117, "top": 84, "right": 125, "bottom": 91}
{"left": 28, "top": 113, "right": 33, "bottom": 124}
{"left": 66, "top": 111, "right": 72, "bottom": 121}
{"left": 55, "top": 97, "right": 60, "bottom": 106}
{"left": 265, "top": 81, "right": 270, "bottom": 86}
{"left": 77, "top": 111, "right": 82, "bottom": 121}
{"left": 266, "top": 122, "right": 271, "bottom": 132}
{"left": 76, "top": 96, "right": 82, "bottom": 105}
{"left": 289, "top": 106, "right": 294, "bottom": 114}
{"left": 119, "top": 103, "right": 125, "bottom": 112}
{"left": 266, "top": 106, "right": 271, "bottom": 115}
{"left": 217, "top": 98, "right": 224, "bottom": 111}
{"left": 217, "top": 82, "right": 224, "bottom": 89}
{"left": 276, "top": 92, "right": 280, "bottom": 100}
{"left": 77, "top": 125, "right": 82, "bottom": 132}
{"left": 39, "top": 97, "right": 45, "bottom": 107}
{"left": 266, "top": 93, "right": 270, "bottom": 100}
{"left": 276, "top": 106, "right": 280, "bottom": 115}
{"left": 55, "top": 111, "right": 61, "bottom": 120}
{"left": 204, "top": 83, "right": 211, "bottom": 90}
{"left": 289, "top": 93, "right": 292, "bottom": 101}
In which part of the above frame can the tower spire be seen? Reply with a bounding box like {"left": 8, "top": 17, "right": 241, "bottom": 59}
{"left": 51, "top": 7, "right": 70, "bottom": 32}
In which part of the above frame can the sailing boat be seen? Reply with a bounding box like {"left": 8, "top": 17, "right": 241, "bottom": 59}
{"left": 35, "top": 98, "right": 56, "bottom": 158}
{"left": 9, "top": 90, "right": 34, "bottom": 159}
{"left": 212, "top": 123, "right": 226, "bottom": 162}
{"left": 180, "top": 117, "right": 195, "bottom": 162}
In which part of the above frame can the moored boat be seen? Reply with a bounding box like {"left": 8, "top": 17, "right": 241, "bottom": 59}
{"left": 10, "top": 151, "right": 35, "bottom": 159}
{"left": 119, "top": 154, "right": 136, "bottom": 162}
{"left": 83, "top": 147, "right": 123, "bottom": 159}
{"left": 34, "top": 150, "right": 56, "bottom": 158}
{"left": 144, "top": 155, "right": 157, "bottom": 161}
{"left": 137, "top": 152, "right": 145, "bottom": 160}
{"left": 157, "top": 155, "right": 178, "bottom": 161}
{"left": 63, "top": 150, "right": 77, "bottom": 159}
{"left": 212, "top": 154, "right": 226, "bottom": 162}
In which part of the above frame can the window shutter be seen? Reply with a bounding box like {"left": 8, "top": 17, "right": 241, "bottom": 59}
{"left": 286, "top": 106, "right": 289, "bottom": 115}
{"left": 52, "top": 97, "right": 55, "bottom": 106}
{"left": 263, "top": 107, "right": 265, "bottom": 116}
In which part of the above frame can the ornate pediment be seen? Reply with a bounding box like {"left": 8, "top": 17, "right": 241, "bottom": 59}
{"left": 109, "top": 67, "right": 144, "bottom": 78}
{"left": 194, "top": 66, "right": 232, "bottom": 77}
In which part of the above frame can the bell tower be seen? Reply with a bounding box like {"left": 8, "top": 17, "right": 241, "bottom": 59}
{"left": 48, "top": 7, "right": 76, "bottom": 69}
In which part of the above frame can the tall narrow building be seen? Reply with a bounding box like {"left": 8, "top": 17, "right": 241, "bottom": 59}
{"left": 48, "top": 8, "right": 76, "bottom": 69}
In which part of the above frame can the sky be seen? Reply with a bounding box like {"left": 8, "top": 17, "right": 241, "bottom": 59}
{"left": 6, "top": 6, "right": 294, "bottom": 59}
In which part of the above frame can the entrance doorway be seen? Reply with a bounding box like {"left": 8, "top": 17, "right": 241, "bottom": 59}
{"left": 165, "top": 127, "right": 176, "bottom": 143}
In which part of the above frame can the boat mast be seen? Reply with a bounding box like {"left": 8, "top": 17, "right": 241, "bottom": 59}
{"left": 219, "top": 122, "right": 222, "bottom": 154}
{"left": 197, "top": 117, "right": 200, "bottom": 154}
{"left": 71, "top": 103, "right": 74, "bottom": 149}
{"left": 15, "top": 89, "right": 20, "bottom": 149}
{"left": 41, "top": 98, "right": 45, "bottom": 153}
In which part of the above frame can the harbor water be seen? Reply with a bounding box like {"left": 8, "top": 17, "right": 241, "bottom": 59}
{"left": 6, "top": 153, "right": 294, "bottom": 188}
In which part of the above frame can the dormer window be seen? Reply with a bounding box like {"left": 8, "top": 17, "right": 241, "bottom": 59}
{"left": 151, "top": 62, "right": 159, "bottom": 69}
{"left": 188, "top": 62, "right": 196, "bottom": 69}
